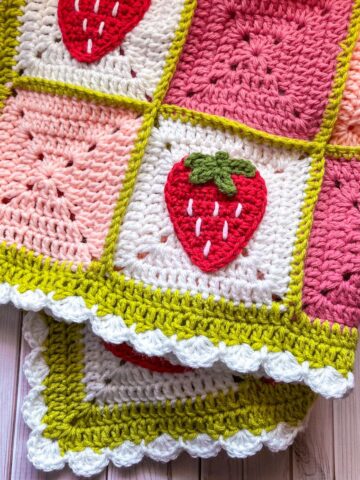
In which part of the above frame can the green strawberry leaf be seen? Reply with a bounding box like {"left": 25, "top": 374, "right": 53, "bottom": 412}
{"left": 185, "top": 151, "right": 257, "bottom": 196}
{"left": 189, "top": 168, "right": 214, "bottom": 185}
{"left": 214, "top": 173, "right": 237, "bottom": 196}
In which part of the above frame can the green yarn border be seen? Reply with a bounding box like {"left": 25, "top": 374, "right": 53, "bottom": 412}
{"left": 1, "top": 244, "right": 357, "bottom": 376}
{"left": 41, "top": 317, "right": 315, "bottom": 454}
{"left": 14, "top": 76, "right": 151, "bottom": 113}
{"left": 0, "top": 0, "right": 24, "bottom": 108}
{"left": 0, "top": 0, "right": 358, "bottom": 385}
{"left": 99, "top": 0, "right": 198, "bottom": 269}
{"left": 160, "top": 104, "right": 319, "bottom": 153}
{"left": 325, "top": 144, "right": 360, "bottom": 159}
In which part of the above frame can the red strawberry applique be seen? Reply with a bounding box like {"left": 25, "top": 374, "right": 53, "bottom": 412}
{"left": 164, "top": 151, "right": 267, "bottom": 272}
{"left": 58, "top": 0, "right": 151, "bottom": 63}
{"left": 104, "top": 342, "right": 191, "bottom": 373}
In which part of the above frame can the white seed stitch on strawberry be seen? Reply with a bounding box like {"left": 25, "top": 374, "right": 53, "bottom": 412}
{"left": 235, "top": 203, "right": 243, "bottom": 217}
{"left": 58, "top": 0, "right": 151, "bottom": 63}
{"left": 203, "top": 240, "right": 211, "bottom": 258}
{"left": 195, "top": 217, "right": 202, "bottom": 237}
{"left": 87, "top": 38, "right": 92, "bottom": 54}
{"left": 98, "top": 21, "right": 105, "bottom": 36}
{"left": 112, "top": 1, "right": 120, "bottom": 16}
{"left": 187, "top": 198, "right": 193, "bottom": 216}
{"left": 223, "top": 220, "right": 229, "bottom": 240}
{"left": 94, "top": 0, "right": 100, "bottom": 14}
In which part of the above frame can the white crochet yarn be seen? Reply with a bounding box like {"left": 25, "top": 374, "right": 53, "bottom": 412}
{"left": 26, "top": 426, "right": 304, "bottom": 477}
{"left": 15, "top": 0, "right": 185, "bottom": 100}
{"left": 22, "top": 312, "right": 306, "bottom": 477}
{"left": 82, "top": 325, "right": 237, "bottom": 406}
{"left": 115, "top": 116, "right": 311, "bottom": 306}
{"left": 1, "top": 282, "right": 354, "bottom": 398}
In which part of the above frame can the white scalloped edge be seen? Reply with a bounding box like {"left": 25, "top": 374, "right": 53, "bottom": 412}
{"left": 22, "top": 311, "right": 308, "bottom": 477}
{"left": 2, "top": 282, "right": 353, "bottom": 399}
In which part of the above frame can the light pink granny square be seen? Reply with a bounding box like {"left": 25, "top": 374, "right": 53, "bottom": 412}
{"left": 0, "top": 90, "right": 142, "bottom": 265}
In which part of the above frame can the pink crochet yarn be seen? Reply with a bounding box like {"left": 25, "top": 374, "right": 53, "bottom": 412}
{"left": 0, "top": 90, "right": 141, "bottom": 264}
{"left": 303, "top": 158, "right": 360, "bottom": 328}
{"left": 331, "top": 38, "right": 360, "bottom": 145}
{"left": 165, "top": 0, "right": 353, "bottom": 140}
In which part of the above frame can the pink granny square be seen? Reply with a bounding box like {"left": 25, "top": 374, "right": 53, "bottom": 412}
{"left": 303, "top": 158, "right": 360, "bottom": 328}
{"left": 0, "top": 90, "right": 142, "bottom": 264}
{"left": 165, "top": 0, "right": 353, "bottom": 139}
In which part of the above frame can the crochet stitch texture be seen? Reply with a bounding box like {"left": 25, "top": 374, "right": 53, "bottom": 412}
{"left": 0, "top": 0, "right": 360, "bottom": 401}
{"left": 57, "top": 0, "right": 151, "bottom": 63}
{"left": 165, "top": 0, "right": 354, "bottom": 139}
{"left": 22, "top": 312, "right": 315, "bottom": 476}
{"left": 164, "top": 152, "right": 267, "bottom": 271}
{"left": 0, "top": 90, "right": 142, "bottom": 263}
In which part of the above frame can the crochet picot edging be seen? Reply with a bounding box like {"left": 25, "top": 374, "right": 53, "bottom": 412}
{"left": 22, "top": 312, "right": 315, "bottom": 477}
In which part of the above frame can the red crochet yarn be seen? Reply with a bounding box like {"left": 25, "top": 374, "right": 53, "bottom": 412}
{"left": 165, "top": 153, "right": 267, "bottom": 272}
{"left": 58, "top": 0, "right": 151, "bottom": 63}
{"left": 104, "top": 342, "right": 191, "bottom": 373}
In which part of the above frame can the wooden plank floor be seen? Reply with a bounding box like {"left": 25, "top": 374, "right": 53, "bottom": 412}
{"left": 1, "top": 304, "right": 359, "bottom": 480}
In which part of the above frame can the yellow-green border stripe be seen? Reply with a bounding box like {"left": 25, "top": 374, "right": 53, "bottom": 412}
{"left": 41, "top": 317, "right": 315, "bottom": 454}
{"left": 14, "top": 76, "right": 150, "bottom": 112}
{"left": 100, "top": 0, "right": 197, "bottom": 269}
{"left": 0, "top": 243, "right": 356, "bottom": 376}
{"left": 325, "top": 143, "right": 360, "bottom": 159}
{"left": 0, "top": 0, "right": 24, "bottom": 108}
{"left": 160, "top": 103, "right": 318, "bottom": 152}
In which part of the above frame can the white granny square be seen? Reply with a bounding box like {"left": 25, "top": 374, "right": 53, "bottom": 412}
{"left": 115, "top": 116, "right": 311, "bottom": 306}
{"left": 81, "top": 325, "right": 235, "bottom": 406}
{"left": 15, "top": 0, "right": 185, "bottom": 100}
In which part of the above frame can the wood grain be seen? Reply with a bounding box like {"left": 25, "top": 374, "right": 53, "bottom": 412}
{"left": 0, "top": 305, "right": 22, "bottom": 480}
{"left": 333, "top": 346, "right": 360, "bottom": 480}
{"left": 292, "top": 397, "right": 334, "bottom": 480}
{"left": 243, "top": 449, "right": 291, "bottom": 480}
{"left": 200, "top": 451, "right": 243, "bottom": 480}
{"left": 170, "top": 453, "right": 198, "bottom": 480}
{"left": 107, "top": 458, "right": 169, "bottom": 479}
{"left": 10, "top": 314, "right": 47, "bottom": 480}
{"left": 1, "top": 304, "right": 360, "bottom": 479}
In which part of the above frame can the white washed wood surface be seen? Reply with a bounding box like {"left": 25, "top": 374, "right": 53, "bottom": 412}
{"left": 1, "top": 304, "right": 359, "bottom": 480}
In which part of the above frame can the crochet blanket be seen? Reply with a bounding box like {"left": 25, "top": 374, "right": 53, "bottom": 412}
{"left": 0, "top": 0, "right": 360, "bottom": 401}
{"left": 22, "top": 312, "right": 315, "bottom": 476}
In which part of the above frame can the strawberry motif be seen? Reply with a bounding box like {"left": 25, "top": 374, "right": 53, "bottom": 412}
{"left": 58, "top": 0, "right": 151, "bottom": 63}
{"left": 164, "top": 151, "right": 267, "bottom": 272}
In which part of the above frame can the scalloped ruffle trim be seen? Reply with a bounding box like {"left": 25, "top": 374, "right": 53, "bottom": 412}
{"left": 22, "top": 312, "right": 307, "bottom": 477}
{"left": 3, "top": 281, "right": 352, "bottom": 400}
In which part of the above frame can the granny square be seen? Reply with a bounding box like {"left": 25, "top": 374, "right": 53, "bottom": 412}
{"left": 22, "top": 312, "right": 315, "bottom": 476}
{"left": 303, "top": 157, "right": 360, "bottom": 328}
{"left": 165, "top": 0, "right": 354, "bottom": 139}
{"left": 0, "top": 0, "right": 359, "bottom": 402}
{"left": 15, "top": 0, "right": 186, "bottom": 100}
{"left": 0, "top": 89, "right": 142, "bottom": 264}
{"left": 115, "top": 116, "right": 311, "bottom": 306}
